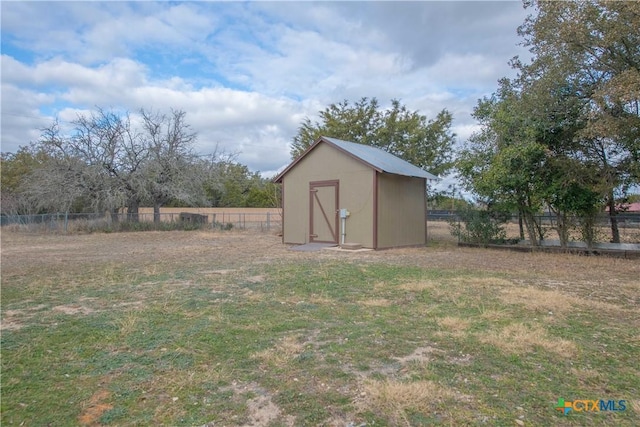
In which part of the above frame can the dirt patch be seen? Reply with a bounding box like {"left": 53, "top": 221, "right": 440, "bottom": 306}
{"left": 246, "top": 391, "right": 295, "bottom": 427}
{"left": 358, "top": 298, "right": 392, "bottom": 307}
{"left": 0, "top": 313, "right": 26, "bottom": 331}
{"left": 246, "top": 275, "right": 265, "bottom": 283}
{"left": 202, "top": 269, "right": 237, "bottom": 275}
{"left": 393, "top": 346, "right": 440, "bottom": 365}
{"left": 112, "top": 300, "right": 144, "bottom": 308}
{"left": 78, "top": 389, "right": 113, "bottom": 426}
{"left": 53, "top": 304, "right": 95, "bottom": 315}
{"left": 1, "top": 304, "right": 49, "bottom": 331}
{"left": 211, "top": 382, "right": 295, "bottom": 427}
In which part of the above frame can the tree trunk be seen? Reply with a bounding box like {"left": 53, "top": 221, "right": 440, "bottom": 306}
{"left": 522, "top": 211, "right": 540, "bottom": 246}
{"left": 110, "top": 208, "right": 120, "bottom": 223}
{"left": 535, "top": 215, "right": 545, "bottom": 242}
{"left": 127, "top": 199, "right": 140, "bottom": 223}
{"left": 581, "top": 214, "right": 597, "bottom": 249}
{"left": 154, "top": 202, "right": 161, "bottom": 224}
{"left": 518, "top": 211, "right": 525, "bottom": 240}
{"left": 556, "top": 211, "right": 569, "bottom": 248}
{"left": 607, "top": 191, "right": 620, "bottom": 243}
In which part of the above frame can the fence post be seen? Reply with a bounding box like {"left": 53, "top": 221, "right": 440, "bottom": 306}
{"left": 267, "top": 212, "right": 270, "bottom": 231}
{"left": 64, "top": 211, "right": 69, "bottom": 233}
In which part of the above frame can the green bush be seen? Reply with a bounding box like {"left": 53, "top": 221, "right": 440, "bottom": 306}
{"left": 448, "top": 207, "right": 508, "bottom": 246}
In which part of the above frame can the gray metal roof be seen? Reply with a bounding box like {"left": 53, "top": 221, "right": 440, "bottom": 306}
{"left": 322, "top": 137, "right": 439, "bottom": 180}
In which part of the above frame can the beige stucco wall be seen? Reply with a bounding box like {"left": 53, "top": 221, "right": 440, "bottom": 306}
{"left": 282, "top": 143, "right": 375, "bottom": 247}
{"left": 376, "top": 173, "right": 426, "bottom": 248}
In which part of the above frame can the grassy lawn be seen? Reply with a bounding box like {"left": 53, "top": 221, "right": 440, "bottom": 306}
{"left": 1, "top": 225, "right": 639, "bottom": 426}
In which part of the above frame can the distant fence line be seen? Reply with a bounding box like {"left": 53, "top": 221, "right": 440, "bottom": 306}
{"left": 2, "top": 209, "right": 639, "bottom": 234}
{"left": 427, "top": 210, "right": 640, "bottom": 226}
{"left": 1, "top": 210, "right": 282, "bottom": 233}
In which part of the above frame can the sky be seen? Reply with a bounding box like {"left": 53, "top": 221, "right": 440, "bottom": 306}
{"left": 1, "top": 1, "right": 531, "bottom": 181}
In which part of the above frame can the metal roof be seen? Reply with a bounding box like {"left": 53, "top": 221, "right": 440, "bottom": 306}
{"left": 322, "top": 137, "right": 439, "bottom": 180}
{"left": 273, "top": 136, "right": 439, "bottom": 182}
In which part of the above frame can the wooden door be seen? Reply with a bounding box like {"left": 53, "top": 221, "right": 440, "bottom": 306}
{"left": 309, "top": 180, "right": 339, "bottom": 243}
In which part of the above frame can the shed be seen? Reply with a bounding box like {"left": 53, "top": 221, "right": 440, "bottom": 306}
{"left": 273, "top": 136, "right": 438, "bottom": 249}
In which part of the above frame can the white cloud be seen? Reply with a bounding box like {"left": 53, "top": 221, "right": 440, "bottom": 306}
{"left": 1, "top": 1, "right": 531, "bottom": 176}
{"left": 0, "top": 84, "right": 53, "bottom": 149}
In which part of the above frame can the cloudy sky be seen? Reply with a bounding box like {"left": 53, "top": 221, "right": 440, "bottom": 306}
{"left": 1, "top": 1, "right": 531, "bottom": 178}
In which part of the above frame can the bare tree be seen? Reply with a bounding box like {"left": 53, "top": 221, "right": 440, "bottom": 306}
{"left": 21, "top": 107, "right": 216, "bottom": 221}
{"left": 71, "top": 108, "right": 147, "bottom": 221}
{"left": 140, "top": 109, "right": 205, "bottom": 222}
{"left": 22, "top": 156, "right": 94, "bottom": 214}
{"left": 30, "top": 109, "right": 148, "bottom": 220}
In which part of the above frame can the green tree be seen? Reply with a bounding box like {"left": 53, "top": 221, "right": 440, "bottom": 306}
{"left": 458, "top": 80, "right": 548, "bottom": 245}
{"left": 461, "top": 0, "right": 639, "bottom": 245}
{"left": 291, "top": 97, "right": 455, "bottom": 176}
{"left": 244, "top": 181, "right": 281, "bottom": 208}
{"left": 515, "top": 0, "right": 640, "bottom": 242}
{"left": 540, "top": 157, "right": 602, "bottom": 248}
{"left": 202, "top": 161, "right": 276, "bottom": 207}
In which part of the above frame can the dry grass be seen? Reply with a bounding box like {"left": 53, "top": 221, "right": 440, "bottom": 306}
{"left": 398, "top": 280, "right": 439, "bottom": 292}
{"left": 113, "top": 310, "right": 141, "bottom": 336}
{"left": 2, "top": 226, "right": 638, "bottom": 284}
{"left": 436, "top": 316, "right": 472, "bottom": 336}
{"left": 358, "top": 298, "right": 392, "bottom": 307}
{"left": 480, "top": 323, "right": 577, "bottom": 358}
{"left": 499, "top": 286, "right": 576, "bottom": 316}
{"left": 479, "top": 311, "right": 510, "bottom": 323}
{"left": 499, "top": 285, "right": 635, "bottom": 320}
{"left": 359, "top": 379, "right": 457, "bottom": 426}
{"left": 400, "top": 277, "right": 512, "bottom": 295}
{"left": 252, "top": 335, "right": 305, "bottom": 366}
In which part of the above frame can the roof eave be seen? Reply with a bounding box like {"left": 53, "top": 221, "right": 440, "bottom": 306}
{"left": 272, "top": 137, "right": 325, "bottom": 183}
{"left": 273, "top": 136, "right": 385, "bottom": 183}
{"left": 273, "top": 136, "right": 438, "bottom": 182}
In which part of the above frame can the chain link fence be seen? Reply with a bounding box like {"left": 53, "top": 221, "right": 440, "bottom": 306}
{"left": 432, "top": 210, "right": 640, "bottom": 244}
{"left": 1, "top": 211, "right": 282, "bottom": 233}
{"left": 3, "top": 209, "right": 638, "bottom": 242}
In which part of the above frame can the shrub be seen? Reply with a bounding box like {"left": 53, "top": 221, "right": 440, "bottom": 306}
{"left": 448, "top": 206, "right": 508, "bottom": 246}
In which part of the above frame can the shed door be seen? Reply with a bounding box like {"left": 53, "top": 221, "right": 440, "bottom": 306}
{"left": 309, "top": 180, "right": 339, "bottom": 243}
